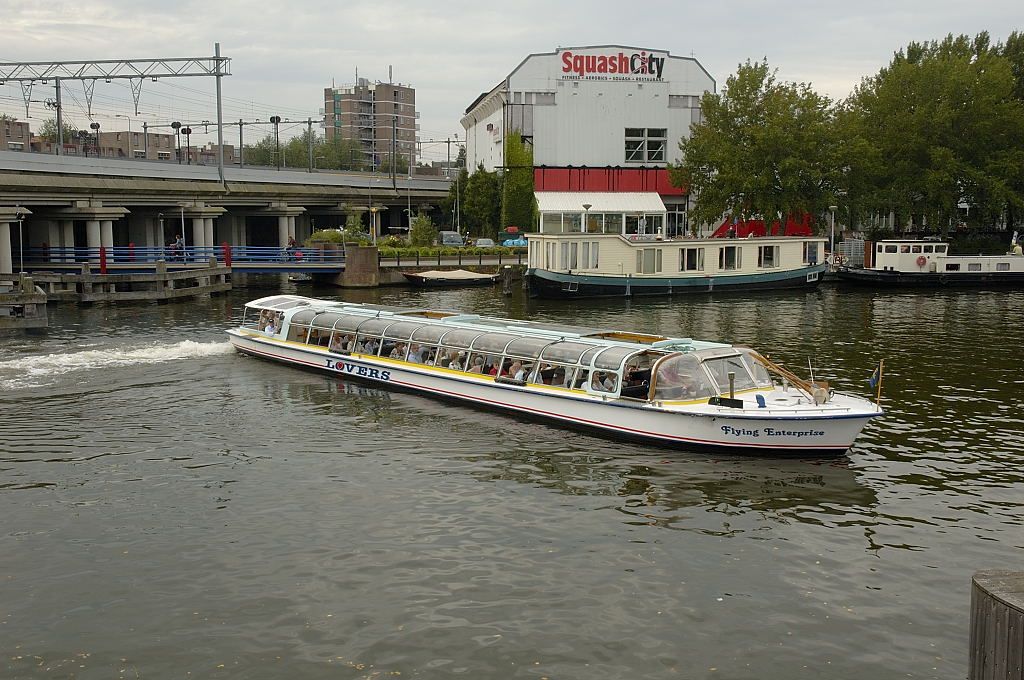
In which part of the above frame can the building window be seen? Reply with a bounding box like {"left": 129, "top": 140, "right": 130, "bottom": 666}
{"left": 719, "top": 246, "right": 742, "bottom": 270}
{"left": 679, "top": 247, "right": 704, "bottom": 271}
{"left": 7, "top": 142, "right": 24, "bottom": 151}
{"left": 758, "top": 245, "right": 780, "bottom": 268}
{"left": 625, "top": 128, "right": 668, "bottom": 163}
{"left": 158, "top": 151, "right": 171, "bottom": 160}
{"left": 133, "top": 150, "right": 146, "bottom": 158}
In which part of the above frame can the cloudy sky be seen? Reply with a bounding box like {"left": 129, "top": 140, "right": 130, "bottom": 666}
{"left": 2, "top": 0, "right": 1020, "bottom": 162}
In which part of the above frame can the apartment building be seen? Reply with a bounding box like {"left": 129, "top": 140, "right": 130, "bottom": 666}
{"left": 323, "top": 78, "right": 418, "bottom": 169}
{"left": 1, "top": 118, "right": 31, "bottom": 151}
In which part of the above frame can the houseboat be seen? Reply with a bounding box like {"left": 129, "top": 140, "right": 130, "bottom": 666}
{"left": 837, "top": 239, "right": 1024, "bottom": 287}
{"left": 227, "top": 295, "right": 883, "bottom": 456}
{"left": 524, "top": 192, "right": 827, "bottom": 298}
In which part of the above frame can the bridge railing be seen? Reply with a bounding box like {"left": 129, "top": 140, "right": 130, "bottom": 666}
{"left": 21, "top": 245, "right": 346, "bottom": 266}
{"left": 377, "top": 250, "right": 526, "bottom": 267}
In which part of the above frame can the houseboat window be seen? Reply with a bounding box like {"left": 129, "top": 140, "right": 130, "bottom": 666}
{"left": 652, "top": 355, "right": 717, "bottom": 401}
{"left": 471, "top": 333, "right": 518, "bottom": 354}
{"left": 884, "top": 245, "right": 898, "bottom": 253}
{"left": 877, "top": 244, "right": 883, "bottom": 252}
{"left": 604, "top": 214, "right": 623, "bottom": 234}
{"left": 900, "top": 245, "right": 911, "bottom": 253}
{"left": 542, "top": 213, "right": 563, "bottom": 233}
{"left": 968, "top": 263, "right": 982, "bottom": 272}
{"left": 997, "top": 262, "right": 1010, "bottom": 271}
{"left": 924, "top": 245, "right": 934, "bottom": 253}
{"left": 565, "top": 213, "right": 582, "bottom": 233}
{"left": 758, "top": 245, "right": 780, "bottom": 268}
{"left": 541, "top": 341, "right": 595, "bottom": 364}
{"left": 945, "top": 263, "right": 961, "bottom": 271}
{"left": 504, "top": 337, "right": 550, "bottom": 359}
{"left": 702, "top": 355, "right": 757, "bottom": 393}
{"left": 803, "top": 241, "right": 820, "bottom": 264}
{"left": 636, "top": 248, "right": 662, "bottom": 274}
{"left": 911, "top": 245, "right": 922, "bottom": 253}
{"left": 560, "top": 242, "right": 569, "bottom": 268}
{"left": 569, "top": 242, "right": 579, "bottom": 269}
{"left": 580, "top": 242, "right": 600, "bottom": 269}
{"left": 719, "top": 246, "right": 742, "bottom": 270}
{"left": 680, "top": 247, "right": 704, "bottom": 271}
{"left": 583, "top": 211, "right": 602, "bottom": 233}
{"left": 935, "top": 245, "right": 948, "bottom": 254}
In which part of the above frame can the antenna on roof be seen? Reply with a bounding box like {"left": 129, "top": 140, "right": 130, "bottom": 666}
{"left": 389, "top": 65, "right": 393, "bottom": 83}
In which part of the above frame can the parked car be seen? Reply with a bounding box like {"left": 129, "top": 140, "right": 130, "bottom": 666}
{"left": 438, "top": 231, "right": 465, "bottom": 247}
{"left": 474, "top": 238, "right": 495, "bottom": 248}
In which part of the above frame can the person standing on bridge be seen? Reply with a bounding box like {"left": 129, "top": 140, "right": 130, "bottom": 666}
{"left": 285, "top": 236, "right": 297, "bottom": 261}
{"left": 169, "top": 234, "right": 184, "bottom": 262}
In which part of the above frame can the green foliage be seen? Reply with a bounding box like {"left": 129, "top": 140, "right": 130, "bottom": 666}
{"left": 845, "top": 32, "right": 1024, "bottom": 232}
{"left": 306, "top": 229, "right": 345, "bottom": 244}
{"left": 501, "top": 131, "right": 537, "bottom": 230}
{"left": 463, "top": 163, "right": 502, "bottom": 238}
{"left": 343, "top": 212, "right": 367, "bottom": 241}
{"left": 38, "top": 118, "right": 79, "bottom": 144}
{"left": 378, "top": 154, "right": 409, "bottom": 174}
{"left": 377, "top": 245, "right": 526, "bottom": 259}
{"left": 669, "top": 59, "right": 839, "bottom": 229}
{"left": 409, "top": 213, "right": 438, "bottom": 247}
{"left": 242, "top": 130, "right": 369, "bottom": 171}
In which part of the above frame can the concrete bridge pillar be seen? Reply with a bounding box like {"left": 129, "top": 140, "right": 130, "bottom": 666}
{"left": 204, "top": 218, "right": 214, "bottom": 252}
{"left": 287, "top": 215, "right": 297, "bottom": 241}
{"left": 100, "top": 220, "right": 114, "bottom": 261}
{"left": 86, "top": 219, "right": 101, "bottom": 262}
{"left": 0, "top": 221, "right": 12, "bottom": 275}
{"left": 234, "top": 215, "right": 247, "bottom": 247}
{"left": 192, "top": 217, "right": 205, "bottom": 250}
{"left": 61, "top": 220, "right": 75, "bottom": 262}
{"left": 278, "top": 215, "right": 290, "bottom": 247}
{"left": 46, "top": 221, "right": 61, "bottom": 262}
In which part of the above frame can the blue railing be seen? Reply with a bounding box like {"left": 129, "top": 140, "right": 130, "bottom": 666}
{"left": 21, "top": 245, "right": 346, "bottom": 266}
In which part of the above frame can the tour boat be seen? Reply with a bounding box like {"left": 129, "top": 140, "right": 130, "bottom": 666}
{"left": 227, "top": 295, "right": 883, "bottom": 456}
{"left": 837, "top": 239, "right": 1024, "bottom": 287}
{"left": 525, "top": 233, "right": 828, "bottom": 298}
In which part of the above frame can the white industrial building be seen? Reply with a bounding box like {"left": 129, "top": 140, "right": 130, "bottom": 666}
{"left": 461, "top": 45, "right": 715, "bottom": 235}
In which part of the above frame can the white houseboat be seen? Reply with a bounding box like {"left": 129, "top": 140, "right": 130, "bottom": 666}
{"left": 227, "top": 295, "right": 883, "bottom": 456}
{"left": 837, "top": 238, "right": 1024, "bottom": 286}
{"left": 524, "top": 193, "right": 827, "bottom": 298}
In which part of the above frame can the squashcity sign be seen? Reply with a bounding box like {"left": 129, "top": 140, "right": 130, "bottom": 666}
{"left": 559, "top": 49, "right": 667, "bottom": 81}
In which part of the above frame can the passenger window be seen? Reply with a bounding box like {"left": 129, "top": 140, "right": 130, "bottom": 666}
{"left": 924, "top": 245, "right": 934, "bottom": 253}
{"left": 911, "top": 245, "right": 922, "bottom": 253}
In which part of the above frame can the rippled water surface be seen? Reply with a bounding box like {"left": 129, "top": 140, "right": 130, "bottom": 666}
{"left": 2, "top": 278, "right": 1022, "bottom": 679}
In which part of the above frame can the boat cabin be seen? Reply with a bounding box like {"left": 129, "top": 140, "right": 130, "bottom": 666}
{"left": 239, "top": 296, "right": 790, "bottom": 405}
{"left": 870, "top": 240, "right": 949, "bottom": 272}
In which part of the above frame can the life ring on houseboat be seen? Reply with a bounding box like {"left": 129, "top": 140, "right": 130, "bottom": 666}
{"left": 916, "top": 255, "right": 927, "bottom": 267}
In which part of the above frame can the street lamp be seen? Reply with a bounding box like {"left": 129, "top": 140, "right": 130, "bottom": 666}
{"left": 16, "top": 210, "right": 24, "bottom": 273}
{"left": 369, "top": 206, "right": 380, "bottom": 246}
{"left": 828, "top": 204, "right": 838, "bottom": 260}
{"left": 171, "top": 121, "right": 182, "bottom": 164}
{"left": 182, "top": 127, "right": 193, "bottom": 165}
{"left": 582, "top": 203, "right": 592, "bottom": 233}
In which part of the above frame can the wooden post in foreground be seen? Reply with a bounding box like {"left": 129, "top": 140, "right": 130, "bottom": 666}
{"left": 970, "top": 570, "right": 1024, "bottom": 680}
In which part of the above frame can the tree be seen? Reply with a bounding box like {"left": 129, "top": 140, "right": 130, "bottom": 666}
{"left": 378, "top": 153, "right": 409, "bottom": 175}
{"left": 243, "top": 133, "right": 278, "bottom": 167}
{"left": 845, "top": 32, "right": 1024, "bottom": 233}
{"left": 409, "top": 213, "right": 438, "bottom": 246}
{"left": 38, "top": 118, "right": 79, "bottom": 144}
{"left": 501, "top": 131, "right": 536, "bottom": 230}
{"left": 462, "top": 163, "right": 502, "bottom": 238}
{"left": 669, "top": 60, "right": 839, "bottom": 230}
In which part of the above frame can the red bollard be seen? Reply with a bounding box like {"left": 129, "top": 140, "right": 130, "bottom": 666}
{"left": 222, "top": 242, "right": 232, "bottom": 267}
{"left": 99, "top": 246, "right": 107, "bottom": 274}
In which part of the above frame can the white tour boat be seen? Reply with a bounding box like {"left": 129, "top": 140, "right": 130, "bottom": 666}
{"left": 837, "top": 238, "right": 1024, "bottom": 287}
{"left": 227, "top": 295, "right": 883, "bottom": 456}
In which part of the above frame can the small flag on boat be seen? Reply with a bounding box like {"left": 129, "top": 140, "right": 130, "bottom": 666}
{"left": 868, "top": 361, "right": 883, "bottom": 389}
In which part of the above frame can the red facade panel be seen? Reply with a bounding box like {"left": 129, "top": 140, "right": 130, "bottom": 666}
{"left": 533, "top": 167, "right": 687, "bottom": 196}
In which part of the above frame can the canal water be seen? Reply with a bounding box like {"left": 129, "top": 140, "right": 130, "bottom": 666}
{"left": 1, "top": 278, "right": 1021, "bottom": 679}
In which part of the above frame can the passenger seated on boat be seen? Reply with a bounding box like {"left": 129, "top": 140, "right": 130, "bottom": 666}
{"left": 390, "top": 343, "right": 406, "bottom": 359}
{"left": 329, "top": 334, "right": 346, "bottom": 352}
{"left": 408, "top": 343, "right": 425, "bottom": 363}
{"left": 363, "top": 338, "right": 380, "bottom": 355}
{"left": 508, "top": 360, "right": 525, "bottom": 381}
{"left": 468, "top": 355, "right": 485, "bottom": 373}
{"left": 591, "top": 371, "right": 616, "bottom": 393}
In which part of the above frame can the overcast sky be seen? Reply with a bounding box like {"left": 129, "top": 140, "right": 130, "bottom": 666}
{"left": 2, "top": 0, "right": 1020, "bottom": 162}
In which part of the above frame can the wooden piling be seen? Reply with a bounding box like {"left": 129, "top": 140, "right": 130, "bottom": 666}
{"left": 970, "top": 570, "right": 1024, "bottom": 680}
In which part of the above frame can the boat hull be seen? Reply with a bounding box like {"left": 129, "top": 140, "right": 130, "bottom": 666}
{"left": 526, "top": 264, "right": 827, "bottom": 299}
{"left": 837, "top": 268, "right": 1024, "bottom": 287}
{"left": 403, "top": 273, "right": 500, "bottom": 287}
{"left": 228, "top": 330, "right": 874, "bottom": 457}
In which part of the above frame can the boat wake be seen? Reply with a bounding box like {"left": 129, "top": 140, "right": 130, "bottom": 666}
{"left": 0, "top": 340, "right": 235, "bottom": 390}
